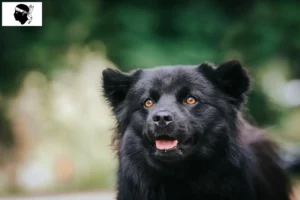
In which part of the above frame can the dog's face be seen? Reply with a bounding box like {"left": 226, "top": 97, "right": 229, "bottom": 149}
{"left": 102, "top": 60, "right": 250, "bottom": 168}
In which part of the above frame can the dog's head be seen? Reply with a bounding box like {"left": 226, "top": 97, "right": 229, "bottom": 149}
{"left": 102, "top": 60, "right": 251, "bottom": 167}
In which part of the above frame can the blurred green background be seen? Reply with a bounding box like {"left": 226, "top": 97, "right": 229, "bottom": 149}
{"left": 0, "top": 0, "right": 300, "bottom": 196}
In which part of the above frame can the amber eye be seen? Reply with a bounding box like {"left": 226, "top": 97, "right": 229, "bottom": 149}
{"left": 185, "top": 96, "right": 197, "bottom": 105}
{"left": 144, "top": 99, "right": 154, "bottom": 108}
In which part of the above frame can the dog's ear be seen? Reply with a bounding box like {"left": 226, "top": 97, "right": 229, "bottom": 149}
{"left": 198, "top": 60, "right": 251, "bottom": 104}
{"left": 214, "top": 60, "right": 251, "bottom": 99}
{"left": 102, "top": 68, "right": 134, "bottom": 108}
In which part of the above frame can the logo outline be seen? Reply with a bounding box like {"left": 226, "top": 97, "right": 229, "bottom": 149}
{"left": 2, "top": 2, "right": 42, "bottom": 27}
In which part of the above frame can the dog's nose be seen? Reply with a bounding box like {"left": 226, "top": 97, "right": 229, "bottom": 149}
{"left": 152, "top": 110, "right": 173, "bottom": 127}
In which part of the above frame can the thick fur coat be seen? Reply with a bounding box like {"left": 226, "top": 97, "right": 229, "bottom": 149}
{"left": 102, "top": 60, "right": 292, "bottom": 200}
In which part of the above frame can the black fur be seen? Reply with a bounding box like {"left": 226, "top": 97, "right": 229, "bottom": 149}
{"left": 102, "top": 60, "right": 292, "bottom": 200}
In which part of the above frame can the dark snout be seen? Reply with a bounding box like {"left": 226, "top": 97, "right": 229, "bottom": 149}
{"left": 145, "top": 108, "right": 196, "bottom": 161}
{"left": 145, "top": 110, "right": 176, "bottom": 142}
{"left": 152, "top": 110, "right": 173, "bottom": 127}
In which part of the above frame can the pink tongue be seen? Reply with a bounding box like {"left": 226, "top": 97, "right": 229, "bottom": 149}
{"left": 155, "top": 140, "right": 178, "bottom": 150}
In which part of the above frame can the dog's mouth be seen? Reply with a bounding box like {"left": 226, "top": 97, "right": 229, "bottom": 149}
{"left": 155, "top": 135, "right": 178, "bottom": 150}
{"left": 146, "top": 133, "right": 197, "bottom": 163}
{"left": 154, "top": 135, "right": 194, "bottom": 150}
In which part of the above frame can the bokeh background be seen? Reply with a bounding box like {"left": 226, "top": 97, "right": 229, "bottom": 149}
{"left": 1, "top": 0, "right": 300, "bottom": 197}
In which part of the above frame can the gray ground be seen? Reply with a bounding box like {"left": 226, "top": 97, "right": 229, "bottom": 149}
{"left": 0, "top": 192, "right": 115, "bottom": 200}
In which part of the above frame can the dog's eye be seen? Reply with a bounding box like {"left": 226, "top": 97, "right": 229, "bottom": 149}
{"left": 185, "top": 96, "right": 197, "bottom": 105}
{"left": 144, "top": 99, "right": 154, "bottom": 108}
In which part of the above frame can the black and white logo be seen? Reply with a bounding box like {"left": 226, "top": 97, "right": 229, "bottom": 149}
{"left": 14, "top": 3, "right": 34, "bottom": 25}
{"left": 2, "top": 2, "right": 42, "bottom": 26}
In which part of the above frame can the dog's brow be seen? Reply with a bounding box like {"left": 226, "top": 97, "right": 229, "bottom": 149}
{"left": 149, "top": 89, "right": 160, "bottom": 101}
{"left": 177, "top": 86, "right": 190, "bottom": 99}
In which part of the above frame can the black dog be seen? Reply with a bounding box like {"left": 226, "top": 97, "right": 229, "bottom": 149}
{"left": 102, "top": 60, "right": 293, "bottom": 200}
